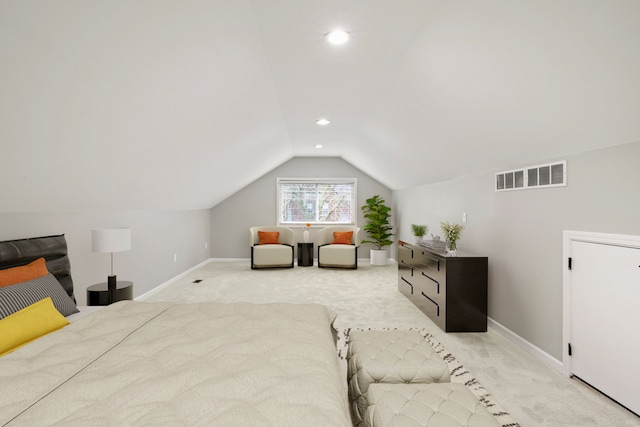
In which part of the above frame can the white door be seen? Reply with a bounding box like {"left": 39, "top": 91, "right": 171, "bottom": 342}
{"left": 570, "top": 240, "right": 640, "bottom": 415}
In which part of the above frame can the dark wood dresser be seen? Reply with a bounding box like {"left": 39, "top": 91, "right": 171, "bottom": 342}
{"left": 398, "top": 240, "right": 488, "bottom": 332}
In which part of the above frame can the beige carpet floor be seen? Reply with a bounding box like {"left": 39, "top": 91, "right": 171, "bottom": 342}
{"left": 141, "top": 259, "right": 640, "bottom": 427}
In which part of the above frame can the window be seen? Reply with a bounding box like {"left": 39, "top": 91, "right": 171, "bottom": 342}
{"left": 277, "top": 178, "right": 357, "bottom": 226}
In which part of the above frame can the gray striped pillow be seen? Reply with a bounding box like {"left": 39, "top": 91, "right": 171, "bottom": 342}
{"left": 0, "top": 273, "right": 79, "bottom": 319}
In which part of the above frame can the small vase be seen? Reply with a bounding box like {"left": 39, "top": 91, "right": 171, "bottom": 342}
{"left": 447, "top": 240, "right": 457, "bottom": 256}
{"left": 303, "top": 229, "right": 309, "bottom": 243}
{"left": 414, "top": 236, "right": 422, "bottom": 244}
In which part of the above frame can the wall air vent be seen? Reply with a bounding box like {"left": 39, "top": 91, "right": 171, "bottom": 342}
{"left": 495, "top": 160, "right": 566, "bottom": 192}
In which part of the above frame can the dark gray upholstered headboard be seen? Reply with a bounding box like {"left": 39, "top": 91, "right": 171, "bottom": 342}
{"left": 0, "top": 234, "right": 75, "bottom": 302}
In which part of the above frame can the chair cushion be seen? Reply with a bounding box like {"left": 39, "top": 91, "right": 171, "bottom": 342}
{"left": 348, "top": 330, "right": 451, "bottom": 425}
{"left": 365, "top": 383, "right": 500, "bottom": 427}
{"left": 252, "top": 245, "right": 292, "bottom": 267}
{"left": 318, "top": 244, "right": 356, "bottom": 267}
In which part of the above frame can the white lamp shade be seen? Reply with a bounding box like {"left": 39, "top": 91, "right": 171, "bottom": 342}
{"left": 92, "top": 228, "right": 131, "bottom": 253}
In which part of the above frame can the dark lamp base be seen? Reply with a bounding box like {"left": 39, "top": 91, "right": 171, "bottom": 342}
{"left": 108, "top": 275, "right": 117, "bottom": 291}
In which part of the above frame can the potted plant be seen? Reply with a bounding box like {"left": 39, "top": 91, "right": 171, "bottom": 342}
{"left": 411, "top": 224, "right": 428, "bottom": 244}
{"left": 440, "top": 221, "right": 464, "bottom": 255}
{"left": 361, "top": 195, "right": 394, "bottom": 266}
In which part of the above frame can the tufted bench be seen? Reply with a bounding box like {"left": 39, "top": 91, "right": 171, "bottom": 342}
{"left": 364, "top": 383, "right": 501, "bottom": 427}
{"left": 347, "top": 330, "right": 451, "bottom": 426}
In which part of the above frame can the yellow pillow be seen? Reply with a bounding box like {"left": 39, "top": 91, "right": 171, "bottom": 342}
{"left": 0, "top": 257, "right": 49, "bottom": 288}
{"left": 0, "top": 297, "right": 69, "bottom": 357}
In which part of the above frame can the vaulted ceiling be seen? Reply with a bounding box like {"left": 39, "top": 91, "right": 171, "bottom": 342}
{"left": 2, "top": 0, "right": 639, "bottom": 212}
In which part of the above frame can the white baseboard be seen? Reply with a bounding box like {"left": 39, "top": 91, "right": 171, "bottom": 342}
{"left": 488, "top": 317, "right": 564, "bottom": 374}
{"left": 135, "top": 258, "right": 215, "bottom": 301}
{"left": 357, "top": 257, "right": 397, "bottom": 263}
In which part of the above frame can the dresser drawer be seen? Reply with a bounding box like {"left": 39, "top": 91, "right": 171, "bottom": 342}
{"left": 415, "top": 250, "right": 445, "bottom": 276}
{"left": 398, "top": 244, "right": 413, "bottom": 261}
{"left": 398, "top": 262, "right": 415, "bottom": 297}
{"left": 398, "top": 244, "right": 416, "bottom": 271}
{"left": 414, "top": 268, "right": 444, "bottom": 305}
{"left": 415, "top": 290, "right": 445, "bottom": 331}
{"left": 398, "top": 276, "right": 414, "bottom": 297}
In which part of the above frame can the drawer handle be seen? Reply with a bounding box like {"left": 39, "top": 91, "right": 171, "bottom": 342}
{"left": 420, "top": 253, "right": 441, "bottom": 270}
{"left": 401, "top": 277, "right": 414, "bottom": 295}
{"left": 400, "top": 245, "right": 414, "bottom": 257}
{"left": 420, "top": 292, "right": 440, "bottom": 316}
{"left": 421, "top": 252, "right": 440, "bottom": 262}
{"left": 400, "top": 261, "right": 415, "bottom": 277}
{"left": 421, "top": 272, "right": 440, "bottom": 293}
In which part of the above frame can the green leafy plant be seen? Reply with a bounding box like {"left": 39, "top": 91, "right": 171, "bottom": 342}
{"left": 361, "top": 195, "right": 394, "bottom": 250}
{"left": 411, "top": 224, "right": 428, "bottom": 237}
{"left": 440, "top": 221, "right": 464, "bottom": 251}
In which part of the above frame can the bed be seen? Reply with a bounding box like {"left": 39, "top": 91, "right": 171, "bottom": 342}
{"left": 0, "top": 235, "right": 352, "bottom": 426}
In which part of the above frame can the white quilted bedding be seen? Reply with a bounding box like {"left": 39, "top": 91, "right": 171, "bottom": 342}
{"left": 0, "top": 301, "right": 351, "bottom": 426}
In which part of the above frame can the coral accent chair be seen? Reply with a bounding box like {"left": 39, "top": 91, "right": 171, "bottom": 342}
{"left": 317, "top": 226, "right": 360, "bottom": 269}
{"left": 250, "top": 226, "right": 295, "bottom": 269}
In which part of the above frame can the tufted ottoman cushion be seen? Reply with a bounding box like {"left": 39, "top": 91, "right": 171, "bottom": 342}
{"left": 364, "top": 383, "right": 500, "bottom": 427}
{"left": 347, "top": 330, "right": 451, "bottom": 426}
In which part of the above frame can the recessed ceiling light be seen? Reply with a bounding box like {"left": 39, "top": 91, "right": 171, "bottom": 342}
{"left": 325, "top": 29, "right": 350, "bottom": 45}
{"left": 314, "top": 144, "right": 324, "bottom": 149}
{"left": 316, "top": 118, "right": 331, "bottom": 126}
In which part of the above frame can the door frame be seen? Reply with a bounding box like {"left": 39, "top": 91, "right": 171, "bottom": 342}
{"left": 562, "top": 230, "right": 640, "bottom": 377}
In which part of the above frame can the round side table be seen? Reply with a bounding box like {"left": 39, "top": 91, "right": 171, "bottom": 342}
{"left": 87, "top": 281, "right": 133, "bottom": 306}
{"left": 297, "top": 243, "right": 314, "bottom": 267}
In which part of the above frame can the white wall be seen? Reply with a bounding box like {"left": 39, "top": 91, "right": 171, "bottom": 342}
{"left": 0, "top": 209, "right": 211, "bottom": 305}
{"left": 393, "top": 140, "right": 640, "bottom": 361}
{"left": 211, "top": 157, "right": 393, "bottom": 259}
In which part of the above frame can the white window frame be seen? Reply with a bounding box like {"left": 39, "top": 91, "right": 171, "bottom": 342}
{"left": 277, "top": 178, "right": 357, "bottom": 227}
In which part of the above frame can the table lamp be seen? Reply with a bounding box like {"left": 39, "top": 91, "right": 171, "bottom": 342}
{"left": 92, "top": 227, "right": 131, "bottom": 292}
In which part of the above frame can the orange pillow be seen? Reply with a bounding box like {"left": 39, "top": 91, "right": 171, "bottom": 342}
{"left": 332, "top": 231, "right": 353, "bottom": 245}
{"left": 0, "top": 258, "right": 49, "bottom": 288}
{"left": 258, "top": 231, "right": 280, "bottom": 245}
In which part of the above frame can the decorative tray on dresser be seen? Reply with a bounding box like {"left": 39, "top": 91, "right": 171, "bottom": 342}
{"left": 398, "top": 240, "right": 488, "bottom": 332}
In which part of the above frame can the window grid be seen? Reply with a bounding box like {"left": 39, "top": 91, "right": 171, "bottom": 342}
{"left": 277, "top": 178, "right": 356, "bottom": 226}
